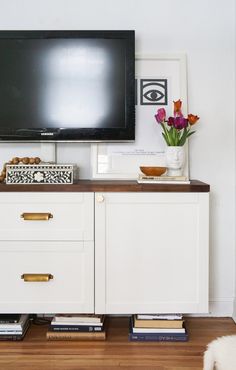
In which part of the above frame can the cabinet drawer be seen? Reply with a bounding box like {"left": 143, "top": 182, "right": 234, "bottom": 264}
{"left": 0, "top": 241, "right": 94, "bottom": 313}
{"left": 0, "top": 193, "right": 94, "bottom": 241}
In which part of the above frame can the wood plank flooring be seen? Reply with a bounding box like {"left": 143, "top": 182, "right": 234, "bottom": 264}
{"left": 0, "top": 317, "right": 235, "bottom": 370}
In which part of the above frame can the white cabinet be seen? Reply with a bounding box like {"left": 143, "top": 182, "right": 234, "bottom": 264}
{"left": 95, "top": 192, "right": 209, "bottom": 314}
{"left": 0, "top": 185, "right": 209, "bottom": 314}
{"left": 0, "top": 193, "right": 94, "bottom": 313}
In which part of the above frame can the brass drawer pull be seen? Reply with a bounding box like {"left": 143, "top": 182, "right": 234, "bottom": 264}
{"left": 21, "top": 213, "right": 53, "bottom": 221}
{"left": 21, "top": 273, "right": 54, "bottom": 282}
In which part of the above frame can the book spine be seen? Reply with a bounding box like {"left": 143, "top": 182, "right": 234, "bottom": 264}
{"left": 134, "top": 319, "right": 183, "bottom": 329}
{"left": 128, "top": 333, "right": 188, "bottom": 342}
{"left": 0, "top": 335, "right": 24, "bottom": 341}
{"left": 137, "top": 180, "right": 190, "bottom": 184}
{"left": 0, "top": 326, "right": 22, "bottom": 330}
{"left": 132, "top": 329, "right": 185, "bottom": 335}
{"left": 46, "top": 332, "right": 106, "bottom": 341}
{"left": 49, "top": 325, "right": 103, "bottom": 332}
{"left": 0, "top": 331, "right": 22, "bottom": 335}
{"left": 54, "top": 315, "right": 104, "bottom": 324}
{"left": 51, "top": 321, "right": 103, "bottom": 326}
{"left": 137, "top": 315, "right": 182, "bottom": 320}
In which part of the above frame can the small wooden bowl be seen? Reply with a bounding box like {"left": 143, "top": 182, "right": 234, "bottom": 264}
{"left": 140, "top": 166, "right": 167, "bottom": 177}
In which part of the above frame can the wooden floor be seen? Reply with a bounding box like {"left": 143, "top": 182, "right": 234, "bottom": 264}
{"left": 0, "top": 317, "right": 235, "bottom": 370}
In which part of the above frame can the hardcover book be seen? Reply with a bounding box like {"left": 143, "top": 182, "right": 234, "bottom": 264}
{"left": 0, "top": 314, "right": 21, "bottom": 324}
{"left": 131, "top": 326, "right": 185, "bottom": 334}
{"left": 53, "top": 314, "right": 104, "bottom": 324}
{"left": 49, "top": 324, "right": 104, "bottom": 332}
{"left": 46, "top": 330, "right": 106, "bottom": 341}
{"left": 137, "top": 314, "right": 183, "bottom": 320}
{"left": 137, "top": 174, "right": 190, "bottom": 184}
{"left": 51, "top": 315, "right": 105, "bottom": 327}
{"left": 134, "top": 315, "right": 184, "bottom": 329}
{"left": 128, "top": 332, "right": 188, "bottom": 342}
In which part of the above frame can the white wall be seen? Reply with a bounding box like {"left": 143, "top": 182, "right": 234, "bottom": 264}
{"left": 233, "top": 0, "right": 236, "bottom": 323}
{"left": 0, "top": 0, "right": 235, "bottom": 316}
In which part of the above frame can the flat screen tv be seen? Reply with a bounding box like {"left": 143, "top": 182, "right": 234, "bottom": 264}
{"left": 0, "top": 30, "right": 135, "bottom": 142}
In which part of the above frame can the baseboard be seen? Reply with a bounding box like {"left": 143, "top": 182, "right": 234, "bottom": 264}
{"left": 232, "top": 297, "right": 236, "bottom": 322}
{"left": 188, "top": 299, "right": 234, "bottom": 317}
{"left": 209, "top": 299, "right": 234, "bottom": 317}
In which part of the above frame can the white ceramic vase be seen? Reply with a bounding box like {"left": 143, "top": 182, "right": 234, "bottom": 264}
{"left": 166, "top": 146, "right": 185, "bottom": 177}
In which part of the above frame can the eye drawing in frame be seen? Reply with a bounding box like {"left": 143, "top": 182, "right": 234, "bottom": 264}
{"left": 91, "top": 54, "right": 188, "bottom": 180}
{"left": 140, "top": 78, "right": 168, "bottom": 106}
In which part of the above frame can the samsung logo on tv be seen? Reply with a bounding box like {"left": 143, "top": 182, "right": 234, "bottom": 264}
{"left": 41, "top": 133, "right": 54, "bottom": 136}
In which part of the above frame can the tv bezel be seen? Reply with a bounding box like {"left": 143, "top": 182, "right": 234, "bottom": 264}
{"left": 0, "top": 30, "right": 135, "bottom": 142}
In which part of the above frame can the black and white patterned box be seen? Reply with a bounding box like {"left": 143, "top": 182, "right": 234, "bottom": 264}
{"left": 6, "top": 164, "right": 74, "bottom": 184}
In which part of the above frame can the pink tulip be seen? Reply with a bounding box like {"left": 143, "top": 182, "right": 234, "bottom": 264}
{"left": 155, "top": 108, "right": 166, "bottom": 124}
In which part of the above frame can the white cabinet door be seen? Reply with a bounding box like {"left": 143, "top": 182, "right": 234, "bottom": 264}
{"left": 95, "top": 192, "right": 209, "bottom": 314}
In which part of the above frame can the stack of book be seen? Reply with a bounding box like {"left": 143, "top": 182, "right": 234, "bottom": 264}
{"left": 0, "top": 314, "right": 30, "bottom": 341}
{"left": 129, "top": 314, "right": 188, "bottom": 342}
{"left": 137, "top": 174, "right": 190, "bottom": 184}
{"left": 46, "top": 314, "right": 106, "bottom": 341}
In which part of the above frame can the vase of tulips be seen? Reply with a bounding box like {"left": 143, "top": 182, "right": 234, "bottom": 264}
{"left": 155, "top": 100, "right": 199, "bottom": 176}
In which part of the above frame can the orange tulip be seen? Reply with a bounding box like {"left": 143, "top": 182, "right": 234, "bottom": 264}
{"left": 173, "top": 99, "right": 182, "bottom": 115}
{"left": 188, "top": 114, "right": 199, "bottom": 125}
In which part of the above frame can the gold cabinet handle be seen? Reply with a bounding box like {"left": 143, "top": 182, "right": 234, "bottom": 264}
{"left": 21, "top": 273, "right": 54, "bottom": 282}
{"left": 21, "top": 213, "right": 53, "bottom": 221}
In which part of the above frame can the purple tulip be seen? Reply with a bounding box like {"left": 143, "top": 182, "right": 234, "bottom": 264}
{"left": 167, "top": 117, "right": 174, "bottom": 126}
{"left": 155, "top": 108, "right": 166, "bottom": 124}
{"left": 173, "top": 117, "right": 188, "bottom": 130}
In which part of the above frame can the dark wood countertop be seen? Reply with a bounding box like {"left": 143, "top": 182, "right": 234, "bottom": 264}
{"left": 0, "top": 180, "right": 210, "bottom": 192}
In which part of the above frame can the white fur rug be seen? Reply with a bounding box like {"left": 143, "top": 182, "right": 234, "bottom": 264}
{"left": 203, "top": 335, "right": 236, "bottom": 370}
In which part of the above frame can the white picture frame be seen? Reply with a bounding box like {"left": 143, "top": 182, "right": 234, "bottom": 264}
{"left": 91, "top": 54, "right": 188, "bottom": 179}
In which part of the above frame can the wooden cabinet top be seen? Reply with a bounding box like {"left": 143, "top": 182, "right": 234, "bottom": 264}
{"left": 0, "top": 180, "right": 210, "bottom": 192}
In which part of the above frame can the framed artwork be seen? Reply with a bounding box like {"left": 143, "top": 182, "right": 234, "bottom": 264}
{"left": 91, "top": 54, "right": 188, "bottom": 179}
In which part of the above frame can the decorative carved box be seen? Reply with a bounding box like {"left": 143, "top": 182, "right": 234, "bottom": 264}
{"left": 6, "top": 164, "right": 74, "bottom": 184}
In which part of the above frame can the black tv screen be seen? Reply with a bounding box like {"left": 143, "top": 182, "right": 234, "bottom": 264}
{"left": 0, "top": 30, "right": 135, "bottom": 142}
